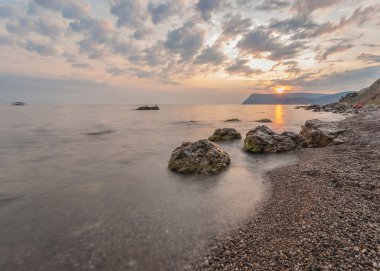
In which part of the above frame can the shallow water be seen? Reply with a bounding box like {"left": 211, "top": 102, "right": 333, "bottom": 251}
{"left": 0, "top": 105, "right": 342, "bottom": 270}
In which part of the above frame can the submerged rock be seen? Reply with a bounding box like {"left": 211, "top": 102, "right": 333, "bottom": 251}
{"left": 208, "top": 128, "right": 242, "bottom": 142}
{"left": 300, "top": 119, "right": 349, "bottom": 147}
{"left": 12, "top": 102, "right": 26, "bottom": 106}
{"left": 244, "top": 126, "right": 305, "bottom": 154}
{"left": 136, "top": 105, "right": 159, "bottom": 110}
{"left": 168, "top": 139, "right": 230, "bottom": 175}
{"left": 255, "top": 118, "right": 272, "bottom": 123}
{"left": 224, "top": 118, "right": 241, "bottom": 122}
{"left": 85, "top": 130, "right": 114, "bottom": 136}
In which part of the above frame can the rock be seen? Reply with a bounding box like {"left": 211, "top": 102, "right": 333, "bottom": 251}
{"left": 12, "top": 102, "right": 26, "bottom": 106}
{"left": 168, "top": 139, "right": 230, "bottom": 175}
{"left": 255, "top": 118, "right": 272, "bottom": 123}
{"left": 209, "top": 128, "right": 242, "bottom": 141}
{"left": 136, "top": 105, "right": 159, "bottom": 110}
{"left": 224, "top": 118, "right": 241, "bottom": 122}
{"left": 299, "top": 103, "right": 355, "bottom": 114}
{"left": 85, "top": 130, "right": 114, "bottom": 136}
{"left": 300, "top": 119, "right": 349, "bottom": 147}
{"left": 281, "top": 131, "right": 307, "bottom": 147}
{"left": 243, "top": 126, "right": 305, "bottom": 153}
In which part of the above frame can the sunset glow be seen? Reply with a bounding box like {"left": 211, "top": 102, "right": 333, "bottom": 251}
{"left": 0, "top": 1, "right": 379, "bottom": 103}
{"left": 275, "top": 87, "right": 285, "bottom": 94}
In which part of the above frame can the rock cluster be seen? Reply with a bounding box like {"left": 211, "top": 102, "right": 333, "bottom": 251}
{"left": 300, "top": 119, "right": 349, "bottom": 147}
{"left": 208, "top": 128, "right": 242, "bottom": 142}
{"left": 296, "top": 103, "right": 380, "bottom": 114}
{"left": 300, "top": 103, "right": 352, "bottom": 113}
{"left": 243, "top": 126, "right": 305, "bottom": 154}
{"left": 168, "top": 139, "right": 230, "bottom": 175}
{"left": 169, "top": 118, "right": 355, "bottom": 175}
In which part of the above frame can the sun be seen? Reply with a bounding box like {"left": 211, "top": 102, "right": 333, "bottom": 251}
{"left": 275, "top": 86, "right": 285, "bottom": 94}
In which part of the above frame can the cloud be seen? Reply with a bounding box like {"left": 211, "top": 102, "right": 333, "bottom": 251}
{"left": 238, "top": 27, "right": 305, "bottom": 60}
{"left": 133, "top": 27, "right": 154, "bottom": 40}
{"left": 269, "top": 65, "right": 380, "bottom": 92}
{"left": 290, "top": 5, "right": 380, "bottom": 39}
{"left": 70, "top": 18, "right": 113, "bottom": 44}
{"left": 164, "top": 20, "right": 204, "bottom": 61}
{"left": 196, "top": 0, "right": 225, "bottom": 21}
{"left": 256, "top": 0, "right": 290, "bottom": 11}
{"left": 148, "top": 1, "right": 182, "bottom": 24}
{"left": 23, "top": 40, "right": 58, "bottom": 56}
{"left": 270, "top": 4, "right": 380, "bottom": 41}
{"left": 77, "top": 39, "right": 106, "bottom": 59}
{"left": 143, "top": 42, "right": 168, "bottom": 66}
{"left": 32, "top": 0, "right": 90, "bottom": 19}
{"left": 292, "top": 0, "right": 342, "bottom": 16}
{"left": 269, "top": 16, "right": 317, "bottom": 33}
{"left": 318, "top": 43, "right": 353, "bottom": 60}
{"left": 106, "top": 67, "right": 126, "bottom": 76}
{"left": 194, "top": 45, "right": 226, "bottom": 65}
{"left": 225, "top": 59, "right": 263, "bottom": 76}
{"left": 313, "top": 5, "right": 380, "bottom": 37}
{"left": 357, "top": 54, "right": 380, "bottom": 63}
{"left": 280, "top": 61, "right": 302, "bottom": 75}
{"left": 110, "top": 0, "right": 147, "bottom": 28}
{"left": 221, "top": 13, "right": 251, "bottom": 38}
{"left": 6, "top": 17, "right": 65, "bottom": 39}
{"left": 0, "top": 5, "right": 15, "bottom": 18}
{"left": 72, "top": 63, "right": 90, "bottom": 68}
{"left": 0, "top": 34, "right": 13, "bottom": 45}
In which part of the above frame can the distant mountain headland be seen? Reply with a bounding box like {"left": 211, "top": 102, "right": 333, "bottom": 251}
{"left": 242, "top": 92, "right": 352, "bottom": 105}
{"left": 340, "top": 78, "right": 380, "bottom": 105}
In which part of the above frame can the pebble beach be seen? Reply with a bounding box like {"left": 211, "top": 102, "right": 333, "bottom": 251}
{"left": 192, "top": 111, "right": 380, "bottom": 270}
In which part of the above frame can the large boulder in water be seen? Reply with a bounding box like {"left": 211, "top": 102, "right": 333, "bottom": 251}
{"left": 168, "top": 139, "right": 231, "bottom": 175}
{"left": 208, "top": 128, "right": 242, "bottom": 142}
{"left": 300, "top": 119, "right": 349, "bottom": 147}
{"left": 243, "top": 126, "right": 305, "bottom": 154}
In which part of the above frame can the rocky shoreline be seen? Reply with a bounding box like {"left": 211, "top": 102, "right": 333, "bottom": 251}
{"left": 296, "top": 103, "right": 380, "bottom": 114}
{"left": 190, "top": 111, "right": 380, "bottom": 270}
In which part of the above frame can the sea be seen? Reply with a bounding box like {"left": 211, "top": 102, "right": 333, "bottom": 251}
{"left": 0, "top": 104, "right": 343, "bottom": 270}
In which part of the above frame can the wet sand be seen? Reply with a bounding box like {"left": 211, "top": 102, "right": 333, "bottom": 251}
{"left": 193, "top": 111, "right": 380, "bottom": 270}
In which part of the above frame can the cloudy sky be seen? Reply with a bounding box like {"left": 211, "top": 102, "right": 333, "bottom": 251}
{"left": 0, "top": 0, "right": 380, "bottom": 104}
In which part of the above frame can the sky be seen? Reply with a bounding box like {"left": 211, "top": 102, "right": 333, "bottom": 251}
{"left": 0, "top": 0, "right": 380, "bottom": 104}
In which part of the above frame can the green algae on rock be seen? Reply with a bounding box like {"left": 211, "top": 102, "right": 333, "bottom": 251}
{"left": 244, "top": 126, "right": 305, "bottom": 154}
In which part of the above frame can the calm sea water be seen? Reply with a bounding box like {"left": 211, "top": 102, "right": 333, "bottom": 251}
{"left": 0, "top": 105, "right": 342, "bottom": 270}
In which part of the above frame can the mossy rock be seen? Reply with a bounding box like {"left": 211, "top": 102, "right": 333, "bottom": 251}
{"left": 243, "top": 125, "right": 305, "bottom": 154}
{"left": 168, "top": 140, "right": 231, "bottom": 175}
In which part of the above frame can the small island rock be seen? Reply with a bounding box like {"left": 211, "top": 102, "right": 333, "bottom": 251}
{"left": 244, "top": 126, "right": 305, "bottom": 153}
{"left": 209, "top": 128, "right": 242, "bottom": 141}
{"left": 224, "top": 118, "right": 241, "bottom": 122}
{"left": 255, "top": 118, "right": 272, "bottom": 123}
{"left": 12, "top": 102, "right": 26, "bottom": 106}
{"left": 168, "top": 139, "right": 231, "bottom": 175}
{"left": 300, "top": 119, "right": 349, "bottom": 147}
{"left": 136, "top": 105, "right": 159, "bottom": 110}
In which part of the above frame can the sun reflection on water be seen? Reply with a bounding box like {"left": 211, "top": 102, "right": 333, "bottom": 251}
{"left": 274, "top": 105, "right": 284, "bottom": 126}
